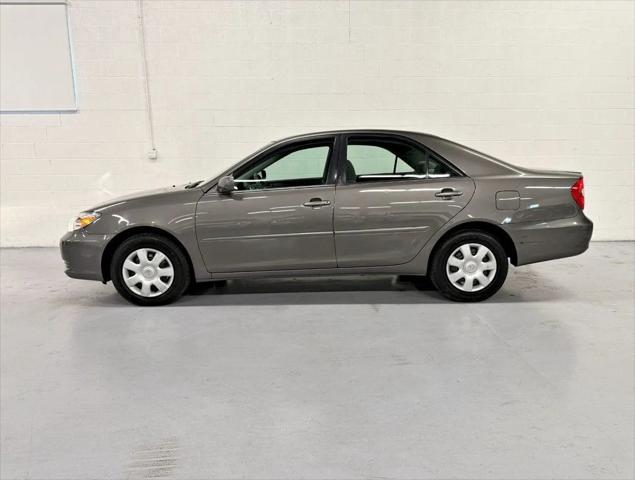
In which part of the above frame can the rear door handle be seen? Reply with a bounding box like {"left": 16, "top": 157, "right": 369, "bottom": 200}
{"left": 435, "top": 188, "right": 463, "bottom": 198}
{"left": 303, "top": 198, "right": 331, "bottom": 208}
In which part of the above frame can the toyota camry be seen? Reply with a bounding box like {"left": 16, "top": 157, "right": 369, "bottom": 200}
{"left": 60, "top": 130, "right": 593, "bottom": 305}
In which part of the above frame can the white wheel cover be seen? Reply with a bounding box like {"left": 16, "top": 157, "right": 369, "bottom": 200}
{"left": 446, "top": 243, "right": 497, "bottom": 292}
{"left": 122, "top": 248, "right": 174, "bottom": 298}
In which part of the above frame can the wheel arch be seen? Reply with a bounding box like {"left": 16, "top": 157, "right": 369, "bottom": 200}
{"left": 426, "top": 221, "right": 518, "bottom": 273}
{"left": 101, "top": 226, "right": 196, "bottom": 283}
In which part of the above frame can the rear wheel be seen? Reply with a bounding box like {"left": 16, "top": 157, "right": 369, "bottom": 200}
{"left": 110, "top": 234, "right": 190, "bottom": 306}
{"left": 430, "top": 231, "right": 508, "bottom": 302}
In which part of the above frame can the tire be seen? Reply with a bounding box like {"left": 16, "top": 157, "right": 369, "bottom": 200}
{"left": 429, "top": 231, "right": 508, "bottom": 302}
{"left": 110, "top": 233, "right": 191, "bottom": 306}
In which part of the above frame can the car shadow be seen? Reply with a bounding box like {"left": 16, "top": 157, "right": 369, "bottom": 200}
{"left": 74, "top": 271, "right": 573, "bottom": 308}
{"left": 180, "top": 276, "right": 442, "bottom": 305}
{"left": 170, "top": 273, "right": 571, "bottom": 306}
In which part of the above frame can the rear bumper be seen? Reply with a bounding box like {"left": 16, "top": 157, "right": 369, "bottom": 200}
{"left": 506, "top": 211, "right": 593, "bottom": 266}
{"left": 60, "top": 231, "right": 110, "bottom": 281}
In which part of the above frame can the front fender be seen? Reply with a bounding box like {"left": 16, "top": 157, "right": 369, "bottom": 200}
{"left": 85, "top": 189, "right": 210, "bottom": 282}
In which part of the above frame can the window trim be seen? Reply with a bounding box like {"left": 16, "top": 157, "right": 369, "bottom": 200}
{"left": 338, "top": 133, "right": 464, "bottom": 185}
{"left": 229, "top": 136, "right": 338, "bottom": 193}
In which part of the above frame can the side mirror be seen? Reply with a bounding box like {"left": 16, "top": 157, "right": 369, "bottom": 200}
{"left": 217, "top": 175, "right": 235, "bottom": 194}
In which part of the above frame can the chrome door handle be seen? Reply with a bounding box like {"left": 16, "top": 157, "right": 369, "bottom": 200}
{"left": 303, "top": 198, "right": 331, "bottom": 208}
{"left": 435, "top": 188, "right": 463, "bottom": 198}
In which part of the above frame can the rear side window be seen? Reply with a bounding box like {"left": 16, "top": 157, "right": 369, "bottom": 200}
{"left": 427, "top": 151, "right": 453, "bottom": 178}
{"left": 347, "top": 145, "right": 418, "bottom": 176}
{"left": 345, "top": 137, "right": 454, "bottom": 183}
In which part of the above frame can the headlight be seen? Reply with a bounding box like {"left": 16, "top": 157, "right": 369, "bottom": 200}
{"left": 68, "top": 212, "right": 101, "bottom": 231}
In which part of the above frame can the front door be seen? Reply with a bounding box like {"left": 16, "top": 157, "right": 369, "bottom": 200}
{"left": 334, "top": 135, "right": 475, "bottom": 267}
{"left": 196, "top": 138, "right": 337, "bottom": 273}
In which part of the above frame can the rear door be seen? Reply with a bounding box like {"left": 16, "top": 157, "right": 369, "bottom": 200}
{"left": 334, "top": 134, "right": 475, "bottom": 267}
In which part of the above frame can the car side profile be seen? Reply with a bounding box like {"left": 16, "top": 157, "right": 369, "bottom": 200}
{"left": 60, "top": 130, "right": 593, "bottom": 305}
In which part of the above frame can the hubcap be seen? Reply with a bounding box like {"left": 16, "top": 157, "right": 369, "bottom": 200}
{"left": 446, "top": 243, "right": 497, "bottom": 292}
{"left": 122, "top": 248, "right": 174, "bottom": 298}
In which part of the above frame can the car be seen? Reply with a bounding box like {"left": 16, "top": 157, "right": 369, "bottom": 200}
{"left": 60, "top": 130, "right": 593, "bottom": 305}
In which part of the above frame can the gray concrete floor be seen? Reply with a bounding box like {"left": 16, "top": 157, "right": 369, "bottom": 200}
{"left": 1, "top": 243, "right": 633, "bottom": 480}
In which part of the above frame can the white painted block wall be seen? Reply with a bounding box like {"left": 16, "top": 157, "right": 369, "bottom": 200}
{"left": 1, "top": 0, "right": 633, "bottom": 246}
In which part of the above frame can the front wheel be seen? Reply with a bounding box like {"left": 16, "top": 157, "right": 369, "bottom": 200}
{"left": 430, "top": 231, "right": 508, "bottom": 302}
{"left": 110, "top": 234, "right": 191, "bottom": 306}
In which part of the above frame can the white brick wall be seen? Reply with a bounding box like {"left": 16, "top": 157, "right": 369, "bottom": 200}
{"left": 1, "top": 0, "right": 633, "bottom": 246}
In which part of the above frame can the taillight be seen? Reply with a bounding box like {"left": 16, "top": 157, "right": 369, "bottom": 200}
{"left": 571, "top": 177, "right": 585, "bottom": 209}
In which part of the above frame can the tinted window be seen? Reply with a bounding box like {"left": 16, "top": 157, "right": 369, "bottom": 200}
{"left": 234, "top": 143, "right": 332, "bottom": 190}
{"left": 347, "top": 145, "right": 416, "bottom": 175}
{"left": 427, "top": 152, "right": 453, "bottom": 178}
{"left": 345, "top": 138, "right": 453, "bottom": 183}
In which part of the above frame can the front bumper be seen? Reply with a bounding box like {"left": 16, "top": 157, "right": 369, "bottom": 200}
{"left": 60, "top": 230, "right": 111, "bottom": 281}
{"left": 507, "top": 211, "right": 593, "bottom": 266}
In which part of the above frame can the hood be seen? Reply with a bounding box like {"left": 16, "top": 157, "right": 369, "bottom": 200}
{"left": 89, "top": 183, "right": 196, "bottom": 212}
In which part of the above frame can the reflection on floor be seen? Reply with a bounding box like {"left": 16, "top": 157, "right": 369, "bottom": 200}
{"left": 1, "top": 242, "right": 633, "bottom": 479}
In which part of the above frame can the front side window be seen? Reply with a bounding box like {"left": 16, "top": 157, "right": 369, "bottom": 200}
{"left": 345, "top": 138, "right": 454, "bottom": 183}
{"left": 234, "top": 142, "right": 332, "bottom": 190}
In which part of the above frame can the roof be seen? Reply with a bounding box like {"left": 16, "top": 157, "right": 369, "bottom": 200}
{"left": 273, "top": 129, "right": 429, "bottom": 143}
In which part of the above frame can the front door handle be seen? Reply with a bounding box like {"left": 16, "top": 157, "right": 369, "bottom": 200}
{"left": 303, "top": 198, "right": 331, "bottom": 208}
{"left": 435, "top": 188, "right": 463, "bottom": 198}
